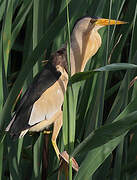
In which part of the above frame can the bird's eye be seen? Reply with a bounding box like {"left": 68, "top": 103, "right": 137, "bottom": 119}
{"left": 90, "top": 18, "right": 97, "bottom": 24}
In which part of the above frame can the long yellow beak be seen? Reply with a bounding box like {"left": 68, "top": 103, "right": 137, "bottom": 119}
{"left": 95, "top": 18, "right": 127, "bottom": 26}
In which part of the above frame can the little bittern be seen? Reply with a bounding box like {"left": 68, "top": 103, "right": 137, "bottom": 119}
{"left": 6, "top": 17, "right": 126, "bottom": 165}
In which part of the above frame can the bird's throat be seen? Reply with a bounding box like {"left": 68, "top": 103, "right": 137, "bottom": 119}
{"left": 70, "top": 30, "right": 101, "bottom": 74}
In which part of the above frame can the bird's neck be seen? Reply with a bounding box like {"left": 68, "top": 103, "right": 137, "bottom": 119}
{"left": 70, "top": 29, "right": 101, "bottom": 75}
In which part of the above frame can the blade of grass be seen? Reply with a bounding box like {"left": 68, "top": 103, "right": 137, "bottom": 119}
{"left": 0, "top": 0, "right": 6, "bottom": 22}
{"left": 128, "top": 4, "right": 137, "bottom": 64}
{"left": 70, "top": 63, "right": 137, "bottom": 84}
{"left": 105, "top": 81, "right": 121, "bottom": 100}
{"left": 93, "top": 156, "right": 112, "bottom": 180}
{"left": 112, "top": 6, "right": 137, "bottom": 180}
{"left": 110, "top": 0, "right": 126, "bottom": 45}
{"left": 74, "top": 136, "right": 123, "bottom": 180}
{"left": 72, "top": 96, "right": 137, "bottom": 157}
{"left": 64, "top": 1, "right": 74, "bottom": 178}
{"left": 112, "top": 139, "right": 124, "bottom": 180}
{"left": 32, "top": 0, "right": 40, "bottom": 76}
{"left": 8, "top": 140, "right": 21, "bottom": 180}
{"left": 112, "top": 0, "right": 136, "bottom": 62}
{"left": 31, "top": 1, "right": 46, "bottom": 178}
{"left": 82, "top": 74, "right": 102, "bottom": 139}
{"left": 2, "top": 0, "right": 13, "bottom": 76}
{"left": 11, "top": 0, "right": 33, "bottom": 47}
{"left": 31, "top": 134, "right": 43, "bottom": 180}
{"left": 0, "top": 6, "right": 9, "bottom": 179}
{"left": 0, "top": 33, "right": 4, "bottom": 112}
{"left": 0, "top": 142, "right": 4, "bottom": 179}
{"left": 73, "top": 109, "right": 137, "bottom": 180}
{"left": 73, "top": 111, "right": 135, "bottom": 158}
{"left": 87, "top": 0, "right": 106, "bottom": 17}
{"left": 74, "top": 84, "right": 137, "bottom": 179}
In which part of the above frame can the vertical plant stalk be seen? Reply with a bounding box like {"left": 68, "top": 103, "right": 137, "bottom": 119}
{"left": 3, "top": 0, "right": 13, "bottom": 76}
{"left": 65, "top": 0, "right": 73, "bottom": 179}
{"left": 32, "top": 1, "right": 44, "bottom": 179}
{"left": 128, "top": 4, "right": 137, "bottom": 63}
{"left": 110, "top": 0, "right": 126, "bottom": 44}
{"left": 106, "top": 0, "right": 112, "bottom": 64}
{"left": 0, "top": 0, "right": 13, "bottom": 176}
{"left": 97, "top": 1, "right": 113, "bottom": 128}
{"left": 66, "top": 1, "right": 71, "bottom": 78}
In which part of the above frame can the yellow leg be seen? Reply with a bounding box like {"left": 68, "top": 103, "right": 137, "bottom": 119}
{"left": 52, "top": 112, "right": 63, "bottom": 159}
{"left": 43, "top": 130, "right": 52, "bottom": 134}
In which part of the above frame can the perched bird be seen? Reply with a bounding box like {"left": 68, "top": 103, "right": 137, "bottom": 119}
{"left": 6, "top": 17, "right": 126, "bottom": 162}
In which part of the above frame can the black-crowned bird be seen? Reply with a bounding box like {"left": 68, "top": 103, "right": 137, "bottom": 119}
{"left": 6, "top": 17, "right": 126, "bottom": 169}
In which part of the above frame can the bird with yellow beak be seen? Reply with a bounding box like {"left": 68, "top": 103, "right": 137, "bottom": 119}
{"left": 6, "top": 17, "right": 126, "bottom": 171}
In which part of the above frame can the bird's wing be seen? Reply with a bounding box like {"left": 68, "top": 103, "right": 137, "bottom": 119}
{"left": 7, "top": 62, "right": 61, "bottom": 138}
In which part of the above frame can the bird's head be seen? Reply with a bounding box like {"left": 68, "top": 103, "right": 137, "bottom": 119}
{"left": 70, "top": 17, "right": 127, "bottom": 74}
{"left": 73, "top": 16, "right": 127, "bottom": 33}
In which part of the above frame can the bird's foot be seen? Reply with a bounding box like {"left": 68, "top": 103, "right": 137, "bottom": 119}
{"left": 59, "top": 151, "right": 79, "bottom": 172}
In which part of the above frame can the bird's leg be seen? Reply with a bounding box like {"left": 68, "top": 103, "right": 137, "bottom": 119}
{"left": 42, "top": 110, "right": 62, "bottom": 178}
{"left": 51, "top": 111, "right": 79, "bottom": 172}
{"left": 52, "top": 111, "right": 63, "bottom": 160}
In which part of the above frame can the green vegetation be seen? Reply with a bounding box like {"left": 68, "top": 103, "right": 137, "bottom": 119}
{"left": 0, "top": 0, "right": 137, "bottom": 179}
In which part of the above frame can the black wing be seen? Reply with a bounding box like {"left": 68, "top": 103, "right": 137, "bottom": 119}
{"left": 9, "top": 62, "right": 61, "bottom": 138}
